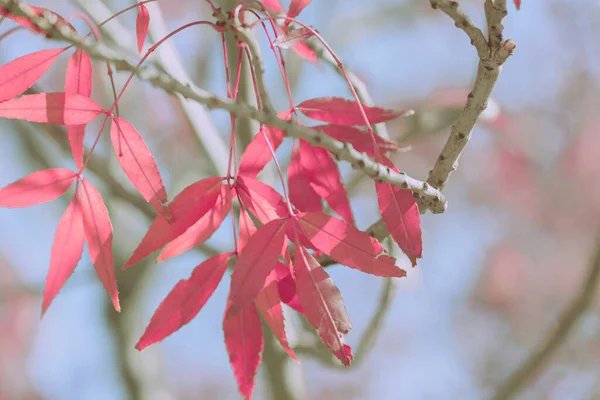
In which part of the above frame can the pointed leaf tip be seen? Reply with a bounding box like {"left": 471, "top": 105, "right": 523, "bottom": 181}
{"left": 136, "top": 3, "right": 150, "bottom": 54}
{"left": 0, "top": 168, "right": 76, "bottom": 208}
{"left": 297, "top": 97, "right": 409, "bottom": 126}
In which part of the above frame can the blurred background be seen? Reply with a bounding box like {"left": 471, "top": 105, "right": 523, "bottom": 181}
{"left": 2, "top": 0, "right": 600, "bottom": 399}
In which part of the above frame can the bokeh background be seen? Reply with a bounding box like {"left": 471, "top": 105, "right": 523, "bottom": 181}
{"left": 2, "top": 0, "right": 600, "bottom": 399}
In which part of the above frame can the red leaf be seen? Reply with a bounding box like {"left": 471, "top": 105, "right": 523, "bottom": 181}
{"left": 288, "top": 146, "right": 322, "bottom": 214}
{"left": 0, "top": 168, "right": 76, "bottom": 208}
{"left": 274, "top": 27, "right": 314, "bottom": 49}
{"left": 0, "top": 48, "right": 64, "bottom": 103}
{"left": 110, "top": 116, "right": 168, "bottom": 215}
{"left": 0, "top": 6, "right": 75, "bottom": 35}
{"left": 297, "top": 97, "right": 408, "bottom": 126}
{"left": 223, "top": 301, "right": 264, "bottom": 400}
{"left": 262, "top": 0, "right": 284, "bottom": 13}
{"left": 77, "top": 180, "right": 120, "bottom": 312}
{"left": 0, "top": 92, "right": 105, "bottom": 125}
{"left": 256, "top": 269, "right": 297, "bottom": 360}
{"left": 65, "top": 49, "right": 92, "bottom": 169}
{"left": 275, "top": 262, "right": 303, "bottom": 313}
{"left": 293, "top": 245, "right": 352, "bottom": 366}
{"left": 317, "top": 124, "right": 401, "bottom": 156}
{"left": 286, "top": 0, "right": 311, "bottom": 25}
{"left": 229, "top": 218, "right": 288, "bottom": 314}
{"left": 136, "top": 252, "right": 233, "bottom": 350}
{"left": 42, "top": 194, "right": 85, "bottom": 314}
{"left": 297, "top": 212, "right": 406, "bottom": 277}
{"left": 238, "top": 204, "right": 257, "bottom": 251}
{"left": 236, "top": 176, "right": 290, "bottom": 223}
{"left": 239, "top": 116, "right": 288, "bottom": 179}
{"left": 124, "top": 177, "right": 222, "bottom": 268}
{"left": 299, "top": 140, "right": 353, "bottom": 222}
{"left": 376, "top": 157, "right": 422, "bottom": 266}
{"left": 136, "top": 3, "right": 150, "bottom": 54}
{"left": 158, "top": 185, "right": 231, "bottom": 262}
{"left": 514, "top": 0, "right": 521, "bottom": 10}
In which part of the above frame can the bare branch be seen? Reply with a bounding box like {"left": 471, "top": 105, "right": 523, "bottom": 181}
{"left": 0, "top": 0, "right": 446, "bottom": 212}
{"left": 491, "top": 234, "right": 600, "bottom": 400}
{"left": 485, "top": 0, "right": 508, "bottom": 49}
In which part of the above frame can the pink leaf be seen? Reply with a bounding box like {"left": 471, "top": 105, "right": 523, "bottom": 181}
{"left": 42, "top": 194, "right": 85, "bottom": 314}
{"left": 236, "top": 176, "right": 290, "bottom": 223}
{"left": 136, "top": 3, "right": 150, "bottom": 54}
{"left": 286, "top": 0, "right": 311, "bottom": 25}
{"left": 262, "top": 0, "right": 284, "bottom": 13}
{"left": 229, "top": 218, "right": 288, "bottom": 314}
{"left": 239, "top": 116, "right": 288, "bottom": 179}
{"left": 77, "top": 180, "right": 120, "bottom": 311}
{"left": 136, "top": 252, "right": 234, "bottom": 350}
{"left": 274, "top": 27, "right": 315, "bottom": 49}
{"left": 0, "top": 92, "right": 105, "bottom": 125}
{"left": 293, "top": 245, "right": 352, "bottom": 366}
{"left": 238, "top": 204, "right": 257, "bottom": 251}
{"left": 297, "top": 212, "right": 406, "bottom": 278}
{"left": 514, "top": 0, "right": 521, "bottom": 10}
{"left": 275, "top": 262, "right": 303, "bottom": 313}
{"left": 158, "top": 185, "right": 231, "bottom": 262}
{"left": 110, "top": 116, "right": 168, "bottom": 215}
{"left": 299, "top": 140, "right": 353, "bottom": 222}
{"left": 223, "top": 301, "right": 264, "bottom": 400}
{"left": 124, "top": 177, "right": 222, "bottom": 268}
{"left": 65, "top": 49, "right": 92, "bottom": 169}
{"left": 297, "top": 97, "right": 408, "bottom": 126}
{"left": 376, "top": 157, "right": 422, "bottom": 266}
{"left": 0, "top": 48, "right": 64, "bottom": 103}
{"left": 256, "top": 269, "right": 297, "bottom": 360}
{"left": 317, "top": 124, "right": 401, "bottom": 156}
{"left": 0, "top": 168, "right": 76, "bottom": 208}
{"left": 288, "top": 146, "right": 322, "bottom": 214}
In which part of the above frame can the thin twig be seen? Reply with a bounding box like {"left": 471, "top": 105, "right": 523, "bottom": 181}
{"left": 491, "top": 234, "right": 600, "bottom": 400}
{"left": 0, "top": 0, "right": 447, "bottom": 213}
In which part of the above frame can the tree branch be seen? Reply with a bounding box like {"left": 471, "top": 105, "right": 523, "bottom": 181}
{"left": 491, "top": 234, "right": 600, "bottom": 400}
{"left": 0, "top": 0, "right": 446, "bottom": 213}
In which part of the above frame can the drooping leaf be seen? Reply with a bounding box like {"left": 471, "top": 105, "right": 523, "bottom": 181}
{"left": 158, "top": 185, "right": 231, "bottom": 262}
{"left": 110, "top": 116, "right": 168, "bottom": 215}
{"left": 274, "top": 27, "right": 315, "bottom": 49}
{"left": 286, "top": 0, "right": 311, "bottom": 26}
{"left": 293, "top": 245, "right": 353, "bottom": 366}
{"left": 236, "top": 176, "right": 290, "bottom": 223}
{"left": 262, "top": 0, "right": 284, "bottom": 13}
{"left": 237, "top": 204, "right": 257, "bottom": 251}
{"left": 124, "top": 177, "right": 222, "bottom": 268}
{"left": 0, "top": 92, "right": 105, "bottom": 125}
{"left": 0, "top": 6, "right": 75, "bottom": 36}
{"left": 223, "top": 300, "right": 264, "bottom": 400}
{"left": 0, "top": 168, "right": 76, "bottom": 208}
{"left": 376, "top": 156, "right": 422, "bottom": 266}
{"left": 136, "top": 3, "right": 150, "bottom": 54}
{"left": 514, "top": 0, "right": 521, "bottom": 10}
{"left": 297, "top": 212, "right": 406, "bottom": 278}
{"left": 288, "top": 146, "right": 322, "bottom": 214}
{"left": 77, "top": 179, "right": 120, "bottom": 312}
{"left": 65, "top": 49, "right": 92, "bottom": 169}
{"left": 239, "top": 115, "right": 288, "bottom": 178}
{"left": 297, "top": 97, "right": 408, "bottom": 126}
{"left": 229, "top": 218, "right": 288, "bottom": 314}
{"left": 256, "top": 269, "right": 297, "bottom": 360}
{"left": 317, "top": 124, "right": 401, "bottom": 156}
{"left": 275, "top": 262, "right": 303, "bottom": 313}
{"left": 136, "top": 252, "right": 234, "bottom": 350}
{"left": 299, "top": 140, "right": 353, "bottom": 222}
{"left": 0, "top": 48, "right": 64, "bottom": 103}
{"left": 42, "top": 194, "right": 85, "bottom": 314}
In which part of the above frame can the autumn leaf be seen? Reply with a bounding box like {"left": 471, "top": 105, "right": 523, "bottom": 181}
{"left": 262, "top": 0, "right": 284, "bottom": 13}
{"left": 228, "top": 218, "right": 288, "bottom": 314}
{"left": 236, "top": 176, "right": 290, "bottom": 223}
{"left": 136, "top": 252, "right": 234, "bottom": 350}
{"left": 514, "top": 0, "right": 521, "bottom": 10}
{"left": 77, "top": 179, "right": 120, "bottom": 312}
{"left": 136, "top": 3, "right": 150, "bottom": 54}
{"left": 65, "top": 49, "right": 92, "bottom": 169}
{"left": 42, "top": 194, "right": 85, "bottom": 315}
{"left": 238, "top": 115, "right": 289, "bottom": 179}
{"left": 286, "top": 0, "right": 311, "bottom": 26}
{"left": 158, "top": 185, "right": 232, "bottom": 262}
{"left": 297, "top": 97, "right": 409, "bottom": 126}
{"left": 223, "top": 301, "right": 264, "bottom": 400}
{"left": 288, "top": 146, "right": 322, "bottom": 214}
{"left": 124, "top": 177, "right": 223, "bottom": 268}
{"left": 0, "top": 93, "right": 105, "bottom": 125}
{"left": 0, "top": 168, "right": 76, "bottom": 208}
{"left": 0, "top": 48, "right": 65, "bottom": 103}
{"left": 237, "top": 203, "right": 257, "bottom": 251}
{"left": 275, "top": 262, "right": 303, "bottom": 313}
{"left": 317, "top": 124, "right": 401, "bottom": 156}
{"left": 297, "top": 212, "right": 406, "bottom": 277}
{"left": 110, "top": 116, "right": 168, "bottom": 215}
{"left": 293, "top": 245, "right": 353, "bottom": 366}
